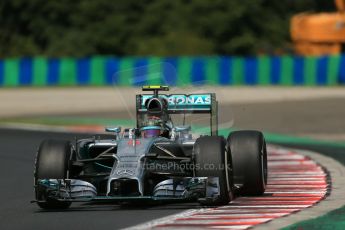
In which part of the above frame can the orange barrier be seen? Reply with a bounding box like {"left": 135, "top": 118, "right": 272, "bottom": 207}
{"left": 291, "top": 0, "right": 345, "bottom": 55}
{"left": 336, "top": 0, "right": 345, "bottom": 12}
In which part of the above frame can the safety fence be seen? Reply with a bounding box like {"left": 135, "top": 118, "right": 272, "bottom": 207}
{"left": 0, "top": 55, "right": 344, "bottom": 86}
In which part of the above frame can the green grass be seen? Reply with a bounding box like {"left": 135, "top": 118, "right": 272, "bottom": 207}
{"left": 282, "top": 207, "right": 345, "bottom": 230}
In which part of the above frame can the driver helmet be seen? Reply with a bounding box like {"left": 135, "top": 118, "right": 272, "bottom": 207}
{"left": 140, "top": 116, "right": 164, "bottom": 138}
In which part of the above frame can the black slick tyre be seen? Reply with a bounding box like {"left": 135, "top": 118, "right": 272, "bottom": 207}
{"left": 34, "top": 139, "right": 73, "bottom": 209}
{"left": 227, "top": 130, "right": 267, "bottom": 195}
{"left": 194, "top": 136, "right": 232, "bottom": 206}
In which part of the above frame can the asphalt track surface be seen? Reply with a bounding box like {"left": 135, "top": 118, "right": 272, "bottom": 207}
{"left": 0, "top": 128, "right": 343, "bottom": 230}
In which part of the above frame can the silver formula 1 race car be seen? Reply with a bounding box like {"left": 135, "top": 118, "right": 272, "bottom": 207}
{"left": 33, "top": 86, "right": 267, "bottom": 209}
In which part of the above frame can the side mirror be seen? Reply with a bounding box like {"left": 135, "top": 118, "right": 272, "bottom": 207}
{"left": 174, "top": 126, "right": 191, "bottom": 133}
{"left": 172, "top": 126, "right": 192, "bottom": 140}
{"left": 105, "top": 127, "right": 121, "bottom": 133}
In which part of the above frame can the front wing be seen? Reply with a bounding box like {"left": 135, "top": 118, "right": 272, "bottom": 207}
{"left": 33, "top": 177, "right": 221, "bottom": 204}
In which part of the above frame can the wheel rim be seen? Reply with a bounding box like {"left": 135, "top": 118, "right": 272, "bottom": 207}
{"left": 224, "top": 148, "right": 231, "bottom": 198}
{"left": 261, "top": 141, "right": 268, "bottom": 186}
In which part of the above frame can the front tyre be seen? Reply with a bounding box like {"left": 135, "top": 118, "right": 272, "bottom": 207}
{"left": 227, "top": 131, "right": 267, "bottom": 196}
{"left": 194, "top": 136, "right": 233, "bottom": 206}
{"left": 34, "top": 140, "right": 73, "bottom": 209}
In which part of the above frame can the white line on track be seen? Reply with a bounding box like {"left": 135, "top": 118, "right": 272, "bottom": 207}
{"left": 122, "top": 209, "right": 208, "bottom": 230}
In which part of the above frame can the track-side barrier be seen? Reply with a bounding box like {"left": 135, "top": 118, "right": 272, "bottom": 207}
{"left": 0, "top": 55, "right": 345, "bottom": 86}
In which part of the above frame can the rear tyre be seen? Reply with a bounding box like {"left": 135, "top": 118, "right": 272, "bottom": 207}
{"left": 227, "top": 131, "right": 267, "bottom": 195}
{"left": 34, "top": 140, "right": 73, "bottom": 209}
{"left": 194, "top": 136, "right": 233, "bottom": 206}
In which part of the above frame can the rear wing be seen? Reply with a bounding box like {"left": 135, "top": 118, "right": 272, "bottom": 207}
{"left": 136, "top": 93, "right": 218, "bottom": 135}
